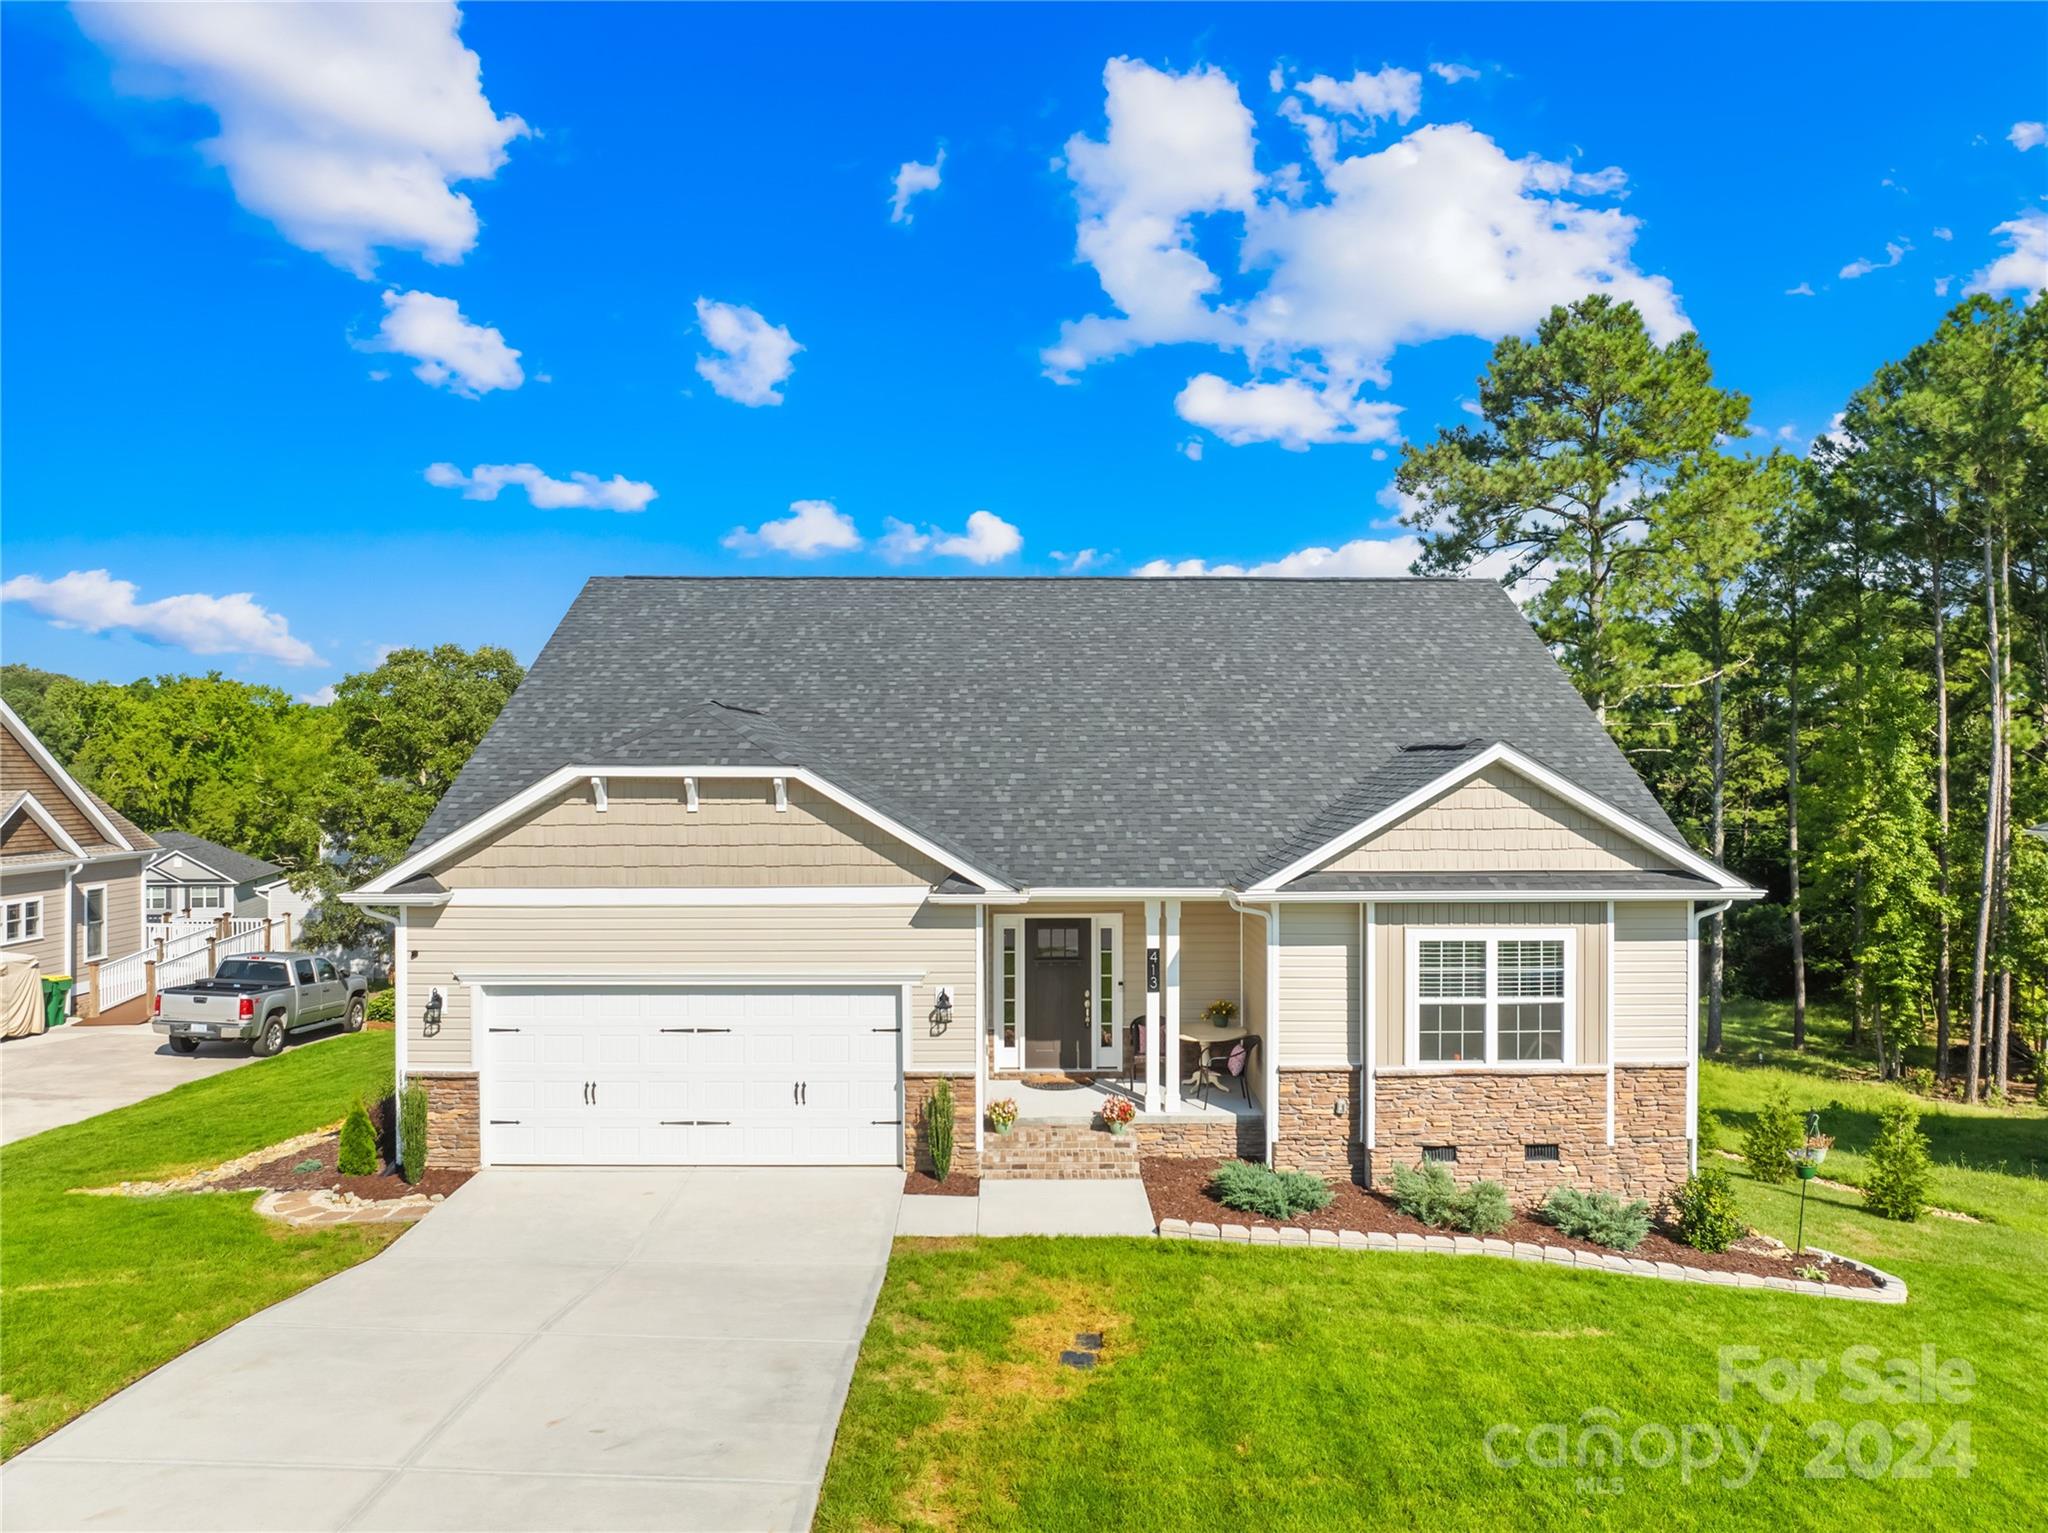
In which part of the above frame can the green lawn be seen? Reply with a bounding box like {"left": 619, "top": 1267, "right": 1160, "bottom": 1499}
{"left": 818, "top": 1004, "right": 2046, "bottom": 1530}
{"left": 0, "top": 1033, "right": 400, "bottom": 1459}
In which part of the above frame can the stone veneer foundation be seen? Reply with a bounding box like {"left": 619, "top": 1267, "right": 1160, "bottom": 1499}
{"left": 408, "top": 1072, "right": 480, "bottom": 1170}
{"left": 1367, "top": 1065, "right": 1689, "bottom": 1201}
{"left": 903, "top": 1073, "right": 981, "bottom": 1176}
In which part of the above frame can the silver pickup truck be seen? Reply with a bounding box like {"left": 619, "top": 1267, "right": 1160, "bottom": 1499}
{"left": 154, "top": 952, "right": 368, "bottom": 1057}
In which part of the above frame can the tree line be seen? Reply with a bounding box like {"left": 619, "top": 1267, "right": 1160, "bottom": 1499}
{"left": 0, "top": 645, "right": 523, "bottom": 954}
{"left": 1403, "top": 291, "right": 2046, "bottom": 1100}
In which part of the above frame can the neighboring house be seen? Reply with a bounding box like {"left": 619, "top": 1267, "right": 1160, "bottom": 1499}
{"left": 346, "top": 577, "right": 1759, "bottom": 1196}
{"left": 146, "top": 831, "right": 313, "bottom": 930}
{"left": 0, "top": 699, "right": 158, "bottom": 1017}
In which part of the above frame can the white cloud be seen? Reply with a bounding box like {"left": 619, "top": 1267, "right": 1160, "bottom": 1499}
{"left": 1134, "top": 532, "right": 1544, "bottom": 597}
{"left": 1967, "top": 210, "right": 2048, "bottom": 298}
{"left": 1933, "top": 226, "right": 1954, "bottom": 241}
{"left": 299, "top": 684, "right": 337, "bottom": 706}
{"left": 363, "top": 289, "right": 522, "bottom": 396}
{"left": 1052, "top": 549, "right": 1104, "bottom": 573}
{"left": 723, "top": 499, "right": 863, "bottom": 558}
{"left": 1295, "top": 66, "right": 1423, "bottom": 125}
{"left": 1, "top": 568, "right": 323, "bottom": 666}
{"left": 1046, "top": 59, "right": 1686, "bottom": 453}
{"left": 1785, "top": 281, "right": 1815, "bottom": 296}
{"left": 878, "top": 510, "right": 1023, "bottom": 565}
{"left": 694, "top": 298, "right": 801, "bottom": 406}
{"left": 1934, "top": 275, "right": 1955, "bottom": 297}
{"left": 1429, "top": 62, "right": 1480, "bottom": 84}
{"left": 890, "top": 149, "right": 945, "bottom": 223}
{"left": 1179, "top": 437, "right": 1204, "bottom": 461}
{"left": 1840, "top": 241, "right": 1908, "bottom": 279}
{"left": 2010, "top": 121, "right": 2047, "bottom": 152}
{"left": 1174, "top": 373, "right": 1402, "bottom": 450}
{"left": 77, "top": 1, "right": 525, "bottom": 277}
{"left": 424, "top": 461, "right": 656, "bottom": 513}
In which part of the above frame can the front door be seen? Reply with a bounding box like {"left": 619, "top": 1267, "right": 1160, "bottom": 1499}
{"left": 1024, "top": 920, "right": 1091, "bottom": 1069}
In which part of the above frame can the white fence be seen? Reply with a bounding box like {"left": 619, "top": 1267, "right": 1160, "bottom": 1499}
{"left": 95, "top": 949, "right": 151, "bottom": 1009}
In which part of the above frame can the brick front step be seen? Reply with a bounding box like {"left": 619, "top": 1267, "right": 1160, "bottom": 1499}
{"left": 982, "top": 1121, "right": 1140, "bottom": 1180}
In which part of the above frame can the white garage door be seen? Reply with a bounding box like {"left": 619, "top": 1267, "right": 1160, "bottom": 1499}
{"left": 480, "top": 985, "right": 903, "bottom": 1166}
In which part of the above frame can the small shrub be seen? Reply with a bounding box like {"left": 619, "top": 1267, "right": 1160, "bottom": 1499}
{"left": 337, "top": 1098, "right": 378, "bottom": 1176}
{"left": 1985, "top": 1083, "right": 2008, "bottom": 1109}
{"left": 1904, "top": 1066, "right": 1935, "bottom": 1098}
{"left": 1451, "top": 1179, "right": 1511, "bottom": 1236}
{"left": 1389, "top": 1160, "right": 1460, "bottom": 1227}
{"left": 1670, "top": 1162, "right": 1744, "bottom": 1253}
{"left": 1864, "top": 1098, "right": 1932, "bottom": 1221}
{"left": 364, "top": 989, "right": 395, "bottom": 1023}
{"left": 924, "top": 1079, "right": 955, "bottom": 1181}
{"left": 1210, "top": 1160, "right": 1334, "bottom": 1220}
{"left": 1538, "top": 1187, "right": 1651, "bottom": 1251}
{"left": 1696, "top": 1095, "right": 1719, "bottom": 1155}
{"left": 1794, "top": 1263, "right": 1830, "bottom": 1284}
{"left": 1742, "top": 1092, "right": 1804, "bottom": 1183}
{"left": 399, "top": 1080, "right": 428, "bottom": 1184}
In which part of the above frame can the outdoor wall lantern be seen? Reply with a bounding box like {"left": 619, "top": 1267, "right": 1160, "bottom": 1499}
{"left": 929, "top": 985, "right": 955, "bottom": 1035}
{"left": 423, "top": 987, "right": 445, "bottom": 1037}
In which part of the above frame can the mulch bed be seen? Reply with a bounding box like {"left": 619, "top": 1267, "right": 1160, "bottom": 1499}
{"left": 1139, "top": 1157, "right": 1878, "bottom": 1289}
{"left": 210, "top": 1129, "right": 474, "bottom": 1202}
{"left": 905, "top": 1169, "right": 981, "bottom": 1197}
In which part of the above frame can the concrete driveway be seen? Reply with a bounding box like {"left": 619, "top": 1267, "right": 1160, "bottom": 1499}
{"left": 4, "top": 1167, "right": 902, "bottom": 1532}
{"left": 0, "top": 1020, "right": 334, "bottom": 1145}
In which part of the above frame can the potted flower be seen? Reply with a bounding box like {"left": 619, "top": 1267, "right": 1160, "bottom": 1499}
{"left": 1099, "top": 1095, "right": 1137, "bottom": 1136}
{"left": 1788, "top": 1133, "right": 1833, "bottom": 1180}
{"left": 987, "top": 1097, "right": 1020, "bottom": 1135}
{"left": 1203, "top": 998, "right": 1238, "bottom": 1029}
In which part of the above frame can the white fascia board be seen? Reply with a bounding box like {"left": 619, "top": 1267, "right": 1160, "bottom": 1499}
{"left": 339, "top": 889, "right": 451, "bottom": 908}
{"left": 1247, "top": 743, "right": 1749, "bottom": 894}
{"left": 1025, "top": 886, "right": 1229, "bottom": 900}
{"left": 4, "top": 792, "right": 88, "bottom": 858}
{"left": 148, "top": 850, "right": 236, "bottom": 884}
{"left": 443, "top": 885, "right": 936, "bottom": 907}
{"left": 1260, "top": 886, "right": 1767, "bottom": 904}
{"left": 0, "top": 700, "right": 132, "bottom": 851}
{"left": 358, "top": 764, "right": 1011, "bottom": 896}
{"left": 458, "top": 969, "right": 929, "bottom": 988}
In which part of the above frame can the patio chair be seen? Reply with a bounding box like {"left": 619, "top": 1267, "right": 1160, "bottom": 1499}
{"left": 1191, "top": 1035, "right": 1261, "bottom": 1105}
{"left": 1122, "top": 1017, "right": 1149, "bottom": 1092}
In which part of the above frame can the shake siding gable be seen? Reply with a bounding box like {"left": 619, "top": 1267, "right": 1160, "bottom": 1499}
{"left": 406, "top": 902, "right": 979, "bottom": 1072}
{"left": 1612, "top": 901, "right": 1692, "bottom": 1059}
{"left": 2, "top": 811, "right": 59, "bottom": 857}
{"left": 1372, "top": 902, "right": 1607, "bottom": 1067}
{"left": 1277, "top": 902, "right": 1359, "bottom": 1064}
{"left": 0, "top": 732, "right": 101, "bottom": 845}
{"left": 436, "top": 777, "right": 949, "bottom": 890}
{"left": 1319, "top": 764, "right": 1682, "bottom": 875}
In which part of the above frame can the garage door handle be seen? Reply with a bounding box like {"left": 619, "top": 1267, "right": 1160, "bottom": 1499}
{"left": 792, "top": 1081, "right": 799, "bottom": 1106}
{"left": 872, "top": 1119, "right": 902, "bottom": 1127}
{"left": 488, "top": 1027, "right": 521, "bottom": 1033}
{"left": 490, "top": 1119, "right": 521, "bottom": 1125}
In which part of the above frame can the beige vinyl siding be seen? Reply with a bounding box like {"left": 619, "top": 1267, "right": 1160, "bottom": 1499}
{"left": 437, "top": 778, "right": 949, "bottom": 889}
{"left": 1241, "top": 907, "right": 1268, "bottom": 1033}
{"left": 1178, "top": 900, "right": 1239, "bottom": 1025}
{"left": 0, "top": 862, "right": 68, "bottom": 976}
{"left": 1277, "top": 902, "right": 1359, "bottom": 1064}
{"left": 1612, "top": 901, "right": 1693, "bottom": 1059}
{"left": 1321, "top": 765, "right": 1678, "bottom": 874}
{"left": 407, "top": 901, "right": 978, "bottom": 1072}
{"left": 1372, "top": 902, "right": 1606, "bottom": 1067}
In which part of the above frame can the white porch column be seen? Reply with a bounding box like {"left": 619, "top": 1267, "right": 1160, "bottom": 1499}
{"left": 1163, "top": 899, "right": 1182, "bottom": 1112}
{"left": 1143, "top": 898, "right": 1162, "bottom": 1113}
{"left": 1265, "top": 902, "right": 1281, "bottom": 1165}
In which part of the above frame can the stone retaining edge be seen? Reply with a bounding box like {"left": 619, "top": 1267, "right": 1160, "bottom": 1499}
{"left": 1152, "top": 1219, "right": 1907, "bottom": 1303}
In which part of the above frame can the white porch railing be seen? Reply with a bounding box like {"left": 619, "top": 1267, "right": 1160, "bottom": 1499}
{"left": 227, "top": 917, "right": 264, "bottom": 939}
{"left": 94, "top": 949, "right": 151, "bottom": 1009}
{"left": 216, "top": 925, "right": 267, "bottom": 961}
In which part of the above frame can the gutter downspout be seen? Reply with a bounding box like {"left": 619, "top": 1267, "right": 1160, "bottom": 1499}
{"left": 1228, "top": 895, "right": 1278, "bottom": 1164}
{"left": 61, "top": 859, "right": 83, "bottom": 1015}
{"left": 1688, "top": 900, "right": 1734, "bottom": 1173}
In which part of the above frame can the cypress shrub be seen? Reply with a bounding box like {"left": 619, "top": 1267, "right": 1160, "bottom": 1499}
{"left": 1742, "top": 1093, "right": 1803, "bottom": 1183}
{"left": 1538, "top": 1187, "right": 1651, "bottom": 1250}
{"left": 1864, "top": 1098, "right": 1933, "bottom": 1221}
{"left": 337, "top": 1098, "right": 378, "bottom": 1176}
{"left": 400, "top": 1081, "right": 428, "bottom": 1184}
{"left": 924, "top": 1078, "right": 955, "bottom": 1181}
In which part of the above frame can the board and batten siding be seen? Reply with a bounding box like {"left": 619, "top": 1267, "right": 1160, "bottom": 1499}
{"left": 1371, "top": 902, "right": 1608, "bottom": 1067}
{"left": 406, "top": 901, "right": 979, "bottom": 1072}
{"left": 1276, "top": 902, "right": 1360, "bottom": 1064}
{"left": 436, "top": 778, "right": 948, "bottom": 890}
{"left": 1611, "top": 901, "right": 1692, "bottom": 1059}
{"left": 1320, "top": 765, "right": 1678, "bottom": 875}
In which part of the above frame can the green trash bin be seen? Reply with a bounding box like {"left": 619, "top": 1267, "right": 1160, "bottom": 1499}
{"left": 41, "top": 975, "right": 74, "bottom": 1030}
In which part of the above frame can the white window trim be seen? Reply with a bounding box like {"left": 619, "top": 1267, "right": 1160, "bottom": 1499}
{"left": 145, "top": 884, "right": 171, "bottom": 913}
{"left": 188, "top": 885, "right": 226, "bottom": 912}
{"left": 2, "top": 896, "right": 44, "bottom": 946}
{"left": 1404, "top": 927, "right": 1575, "bottom": 1069}
{"left": 79, "top": 883, "right": 109, "bottom": 962}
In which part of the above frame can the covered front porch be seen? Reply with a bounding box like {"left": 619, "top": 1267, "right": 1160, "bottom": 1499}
{"left": 983, "top": 897, "right": 1273, "bottom": 1135}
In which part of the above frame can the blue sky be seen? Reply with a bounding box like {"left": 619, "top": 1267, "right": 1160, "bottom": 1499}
{"left": 3, "top": 2, "right": 2044, "bottom": 698}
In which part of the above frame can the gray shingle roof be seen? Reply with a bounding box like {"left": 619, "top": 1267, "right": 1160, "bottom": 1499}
{"left": 413, "top": 577, "right": 1693, "bottom": 889}
{"left": 150, "top": 831, "right": 278, "bottom": 884}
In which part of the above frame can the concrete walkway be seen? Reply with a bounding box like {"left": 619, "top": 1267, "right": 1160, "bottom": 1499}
{"left": 897, "top": 1177, "right": 1156, "bottom": 1237}
{"left": 5, "top": 1167, "right": 902, "bottom": 1532}
{"left": 0, "top": 1020, "right": 306, "bottom": 1145}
